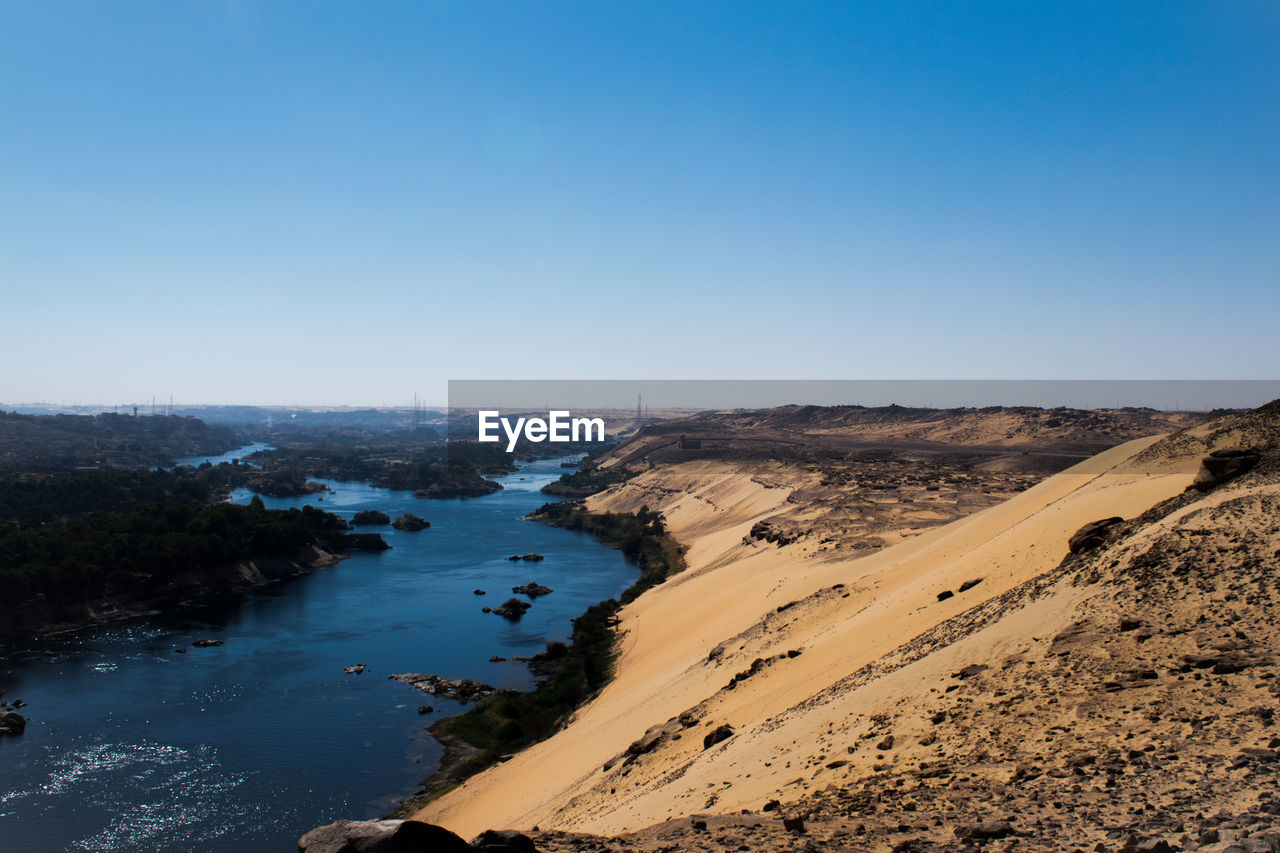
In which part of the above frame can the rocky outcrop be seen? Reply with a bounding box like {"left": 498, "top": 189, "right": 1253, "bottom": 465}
{"left": 506, "top": 553, "right": 544, "bottom": 562}
{"left": 469, "top": 829, "right": 537, "bottom": 851}
{"left": 391, "top": 513, "right": 430, "bottom": 531}
{"left": 747, "top": 520, "right": 799, "bottom": 547}
{"left": 511, "top": 582, "right": 553, "bottom": 598}
{"left": 297, "top": 821, "right": 539, "bottom": 853}
{"left": 388, "top": 673, "right": 496, "bottom": 704}
{"left": 703, "top": 724, "right": 734, "bottom": 750}
{"left": 1067, "top": 516, "right": 1124, "bottom": 554}
{"left": 1192, "top": 447, "right": 1261, "bottom": 491}
{"left": 297, "top": 819, "right": 471, "bottom": 853}
{"left": 352, "top": 509, "right": 391, "bottom": 526}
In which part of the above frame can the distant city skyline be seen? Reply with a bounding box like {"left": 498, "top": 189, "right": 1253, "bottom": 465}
{"left": 2, "top": 2, "right": 1277, "bottom": 405}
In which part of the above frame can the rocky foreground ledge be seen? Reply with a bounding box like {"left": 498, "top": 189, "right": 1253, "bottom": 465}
{"left": 299, "top": 819, "right": 533, "bottom": 852}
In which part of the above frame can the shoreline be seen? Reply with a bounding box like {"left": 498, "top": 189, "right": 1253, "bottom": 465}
{"left": 388, "top": 498, "right": 685, "bottom": 818}
{"left": 0, "top": 545, "right": 347, "bottom": 647}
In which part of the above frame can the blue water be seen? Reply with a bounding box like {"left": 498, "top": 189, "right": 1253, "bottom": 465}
{"left": 172, "top": 442, "right": 273, "bottom": 469}
{"left": 0, "top": 455, "right": 634, "bottom": 852}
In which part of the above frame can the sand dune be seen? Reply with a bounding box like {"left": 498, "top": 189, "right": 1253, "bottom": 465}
{"left": 420, "top": 430, "right": 1208, "bottom": 838}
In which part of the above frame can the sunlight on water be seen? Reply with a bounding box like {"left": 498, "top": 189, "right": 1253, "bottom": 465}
{"left": 1, "top": 741, "right": 256, "bottom": 851}
{"left": 0, "top": 456, "right": 636, "bottom": 851}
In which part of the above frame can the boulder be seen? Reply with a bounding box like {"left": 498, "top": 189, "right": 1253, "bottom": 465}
{"left": 703, "top": 724, "right": 734, "bottom": 750}
{"left": 343, "top": 664, "right": 367, "bottom": 675}
{"left": 297, "top": 819, "right": 470, "bottom": 853}
{"left": 1068, "top": 517, "right": 1123, "bottom": 554}
{"left": 0, "top": 711, "right": 27, "bottom": 736}
{"left": 469, "top": 829, "right": 537, "bottom": 852}
{"left": 1193, "top": 448, "right": 1261, "bottom": 491}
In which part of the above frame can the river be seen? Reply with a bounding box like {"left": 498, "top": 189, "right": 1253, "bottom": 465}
{"left": 0, "top": 453, "right": 634, "bottom": 851}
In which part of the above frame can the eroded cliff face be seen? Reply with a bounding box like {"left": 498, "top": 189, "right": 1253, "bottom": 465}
{"left": 420, "top": 403, "right": 1280, "bottom": 852}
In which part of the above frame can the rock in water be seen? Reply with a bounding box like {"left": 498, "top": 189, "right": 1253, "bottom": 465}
{"left": 511, "top": 582, "right": 553, "bottom": 597}
{"left": 388, "top": 673, "right": 496, "bottom": 703}
{"left": 493, "top": 598, "right": 532, "bottom": 619}
{"left": 0, "top": 711, "right": 27, "bottom": 736}
{"left": 391, "top": 513, "right": 429, "bottom": 531}
{"left": 352, "top": 509, "right": 391, "bottom": 526}
{"left": 192, "top": 638, "right": 223, "bottom": 648}
{"left": 298, "top": 819, "right": 471, "bottom": 853}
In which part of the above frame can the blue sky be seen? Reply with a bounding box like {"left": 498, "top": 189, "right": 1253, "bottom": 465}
{"left": 1, "top": 1, "right": 1276, "bottom": 406}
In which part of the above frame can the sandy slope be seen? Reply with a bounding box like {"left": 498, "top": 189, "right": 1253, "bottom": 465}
{"left": 421, "top": 434, "right": 1201, "bottom": 838}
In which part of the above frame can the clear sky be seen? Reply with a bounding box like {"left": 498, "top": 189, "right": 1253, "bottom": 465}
{"left": 1, "top": 1, "right": 1276, "bottom": 406}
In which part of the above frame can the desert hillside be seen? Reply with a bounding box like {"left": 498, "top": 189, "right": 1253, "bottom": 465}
{"left": 419, "top": 403, "right": 1279, "bottom": 852}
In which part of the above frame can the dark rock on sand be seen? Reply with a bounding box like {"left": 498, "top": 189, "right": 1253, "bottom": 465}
{"left": 703, "top": 724, "right": 734, "bottom": 750}
{"left": 1068, "top": 517, "right": 1124, "bottom": 554}
{"left": 297, "top": 819, "right": 470, "bottom": 853}
{"left": 469, "top": 828, "right": 537, "bottom": 851}
{"left": 1192, "top": 447, "right": 1261, "bottom": 491}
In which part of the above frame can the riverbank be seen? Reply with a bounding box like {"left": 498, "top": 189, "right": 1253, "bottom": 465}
{"left": 0, "top": 454, "right": 641, "bottom": 853}
{"left": 391, "top": 501, "right": 686, "bottom": 815}
{"left": 0, "top": 544, "right": 346, "bottom": 646}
